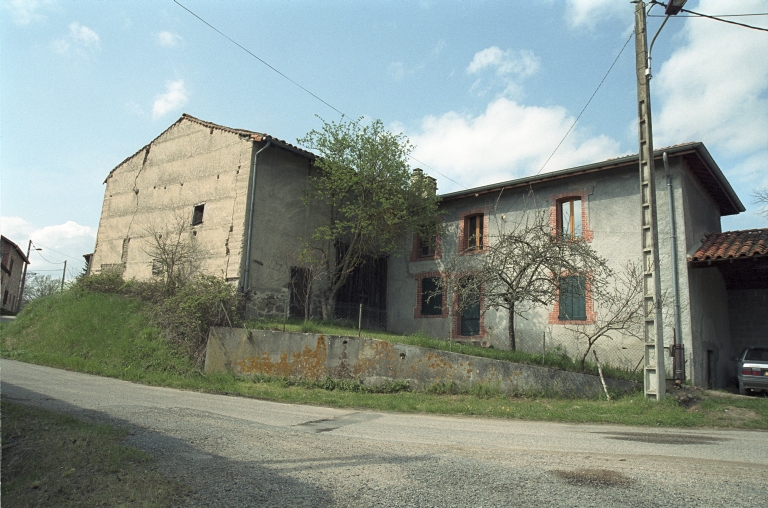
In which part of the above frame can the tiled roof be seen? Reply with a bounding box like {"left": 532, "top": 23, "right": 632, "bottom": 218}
{"left": 689, "top": 229, "right": 768, "bottom": 263}
{"left": 1, "top": 235, "right": 30, "bottom": 264}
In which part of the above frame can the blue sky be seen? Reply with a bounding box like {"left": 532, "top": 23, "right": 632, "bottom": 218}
{"left": 2, "top": 0, "right": 767, "bottom": 278}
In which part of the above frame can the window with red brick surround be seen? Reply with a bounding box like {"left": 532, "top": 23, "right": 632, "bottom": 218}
{"left": 549, "top": 191, "right": 593, "bottom": 242}
{"left": 548, "top": 273, "right": 597, "bottom": 325}
{"left": 457, "top": 208, "right": 490, "bottom": 255}
{"left": 410, "top": 233, "right": 442, "bottom": 262}
{"left": 451, "top": 276, "right": 486, "bottom": 338}
{"left": 414, "top": 272, "right": 448, "bottom": 318}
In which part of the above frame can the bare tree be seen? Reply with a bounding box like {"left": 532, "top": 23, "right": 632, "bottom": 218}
{"left": 561, "top": 261, "right": 644, "bottom": 371}
{"left": 21, "top": 273, "right": 61, "bottom": 306}
{"left": 451, "top": 209, "right": 611, "bottom": 350}
{"left": 754, "top": 187, "right": 768, "bottom": 221}
{"left": 142, "top": 212, "right": 202, "bottom": 294}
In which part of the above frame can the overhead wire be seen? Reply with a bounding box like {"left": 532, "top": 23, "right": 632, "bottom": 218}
{"left": 679, "top": 8, "right": 768, "bottom": 32}
{"left": 535, "top": 30, "right": 635, "bottom": 175}
{"left": 173, "top": 0, "right": 469, "bottom": 191}
{"left": 30, "top": 242, "right": 86, "bottom": 262}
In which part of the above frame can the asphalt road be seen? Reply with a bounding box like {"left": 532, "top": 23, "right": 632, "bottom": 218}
{"left": 2, "top": 359, "right": 767, "bottom": 507}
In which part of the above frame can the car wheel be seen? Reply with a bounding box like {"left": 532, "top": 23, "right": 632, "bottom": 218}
{"left": 738, "top": 381, "right": 746, "bottom": 396}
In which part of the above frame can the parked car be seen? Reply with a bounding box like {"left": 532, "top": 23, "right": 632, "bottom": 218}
{"left": 733, "top": 346, "right": 768, "bottom": 395}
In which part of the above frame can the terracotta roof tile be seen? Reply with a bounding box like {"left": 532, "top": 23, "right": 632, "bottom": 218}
{"left": 689, "top": 229, "right": 768, "bottom": 263}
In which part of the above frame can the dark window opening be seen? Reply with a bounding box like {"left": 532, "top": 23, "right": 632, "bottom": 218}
{"left": 459, "top": 276, "right": 481, "bottom": 336}
{"left": 559, "top": 275, "right": 586, "bottom": 320}
{"left": 465, "top": 214, "right": 484, "bottom": 251}
{"left": 290, "top": 267, "right": 311, "bottom": 319}
{"left": 192, "top": 204, "right": 205, "bottom": 226}
{"left": 420, "top": 277, "right": 442, "bottom": 315}
{"left": 152, "top": 260, "right": 163, "bottom": 277}
{"left": 3, "top": 290, "right": 8, "bottom": 305}
{"left": 558, "top": 198, "right": 582, "bottom": 239}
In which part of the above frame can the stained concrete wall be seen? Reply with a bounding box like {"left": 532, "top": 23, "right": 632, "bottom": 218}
{"left": 205, "top": 327, "right": 636, "bottom": 398}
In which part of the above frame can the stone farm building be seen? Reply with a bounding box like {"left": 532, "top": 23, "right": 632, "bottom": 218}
{"left": 1, "top": 235, "right": 30, "bottom": 314}
{"left": 90, "top": 114, "right": 767, "bottom": 389}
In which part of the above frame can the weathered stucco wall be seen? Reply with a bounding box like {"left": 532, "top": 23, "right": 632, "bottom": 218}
{"left": 91, "top": 118, "right": 253, "bottom": 282}
{"left": 387, "top": 154, "right": 731, "bottom": 387}
{"left": 242, "top": 146, "right": 327, "bottom": 318}
{"left": 205, "top": 327, "right": 636, "bottom": 398}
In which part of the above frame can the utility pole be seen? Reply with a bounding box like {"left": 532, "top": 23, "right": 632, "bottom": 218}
{"left": 634, "top": 1, "right": 666, "bottom": 400}
{"left": 61, "top": 260, "right": 67, "bottom": 291}
{"left": 15, "top": 240, "right": 32, "bottom": 313}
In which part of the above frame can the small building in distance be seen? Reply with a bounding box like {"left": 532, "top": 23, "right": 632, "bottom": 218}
{"left": 1, "top": 235, "right": 30, "bottom": 314}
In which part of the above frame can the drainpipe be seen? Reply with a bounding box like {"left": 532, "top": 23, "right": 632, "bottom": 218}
{"left": 243, "top": 140, "right": 272, "bottom": 293}
{"left": 663, "top": 152, "right": 685, "bottom": 383}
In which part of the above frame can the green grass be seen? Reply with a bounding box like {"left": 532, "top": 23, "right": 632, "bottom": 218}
{"left": 2, "top": 290, "right": 767, "bottom": 429}
{"left": 1, "top": 401, "right": 189, "bottom": 507}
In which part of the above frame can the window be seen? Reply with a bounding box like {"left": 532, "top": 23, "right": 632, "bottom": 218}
{"left": 558, "top": 198, "right": 582, "bottom": 239}
{"left": 558, "top": 275, "right": 587, "bottom": 321}
{"left": 192, "top": 204, "right": 205, "bottom": 226}
{"left": 420, "top": 277, "right": 443, "bottom": 315}
{"left": 152, "top": 260, "right": 163, "bottom": 277}
{"left": 458, "top": 276, "right": 481, "bottom": 336}
{"left": 3, "top": 290, "right": 8, "bottom": 305}
{"left": 419, "top": 235, "right": 437, "bottom": 258}
{"left": 465, "top": 214, "right": 484, "bottom": 251}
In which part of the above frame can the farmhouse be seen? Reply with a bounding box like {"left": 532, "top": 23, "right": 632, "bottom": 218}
{"left": 91, "top": 115, "right": 766, "bottom": 389}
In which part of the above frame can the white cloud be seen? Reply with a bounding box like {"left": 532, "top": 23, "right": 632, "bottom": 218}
{"left": 0, "top": 218, "right": 95, "bottom": 274}
{"left": 466, "top": 46, "right": 540, "bottom": 99}
{"left": 152, "top": 79, "right": 189, "bottom": 120}
{"left": 402, "top": 97, "right": 622, "bottom": 192}
{"left": 565, "top": 0, "right": 628, "bottom": 29}
{"left": 4, "top": 0, "right": 53, "bottom": 25}
{"left": 1, "top": 216, "right": 35, "bottom": 241}
{"left": 156, "top": 31, "right": 182, "bottom": 48}
{"left": 53, "top": 22, "right": 100, "bottom": 56}
{"left": 654, "top": 0, "right": 768, "bottom": 155}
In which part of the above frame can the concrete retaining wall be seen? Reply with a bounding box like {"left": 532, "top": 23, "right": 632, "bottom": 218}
{"left": 205, "top": 328, "right": 636, "bottom": 398}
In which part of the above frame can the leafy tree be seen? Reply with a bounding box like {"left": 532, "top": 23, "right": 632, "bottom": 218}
{"left": 298, "top": 117, "right": 440, "bottom": 319}
{"left": 451, "top": 209, "right": 610, "bottom": 350}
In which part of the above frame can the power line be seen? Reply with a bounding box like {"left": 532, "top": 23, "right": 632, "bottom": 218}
{"left": 536, "top": 30, "right": 635, "bottom": 175}
{"left": 30, "top": 242, "right": 86, "bottom": 262}
{"left": 31, "top": 248, "right": 64, "bottom": 265}
{"left": 173, "top": 0, "right": 469, "bottom": 191}
{"left": 650, "top": 13, "right": 768, "bottom": 18}
{"left": 679, "top": 8, "right": 768, "bottom": 32}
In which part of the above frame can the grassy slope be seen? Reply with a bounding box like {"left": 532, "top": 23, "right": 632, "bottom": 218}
{"left": 2, "top": 290, "right": 767, "bottom": 429}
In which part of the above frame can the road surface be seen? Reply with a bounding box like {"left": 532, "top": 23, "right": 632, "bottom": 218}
{"left": 2, "top": 359, "right": 766, "bottom": 507}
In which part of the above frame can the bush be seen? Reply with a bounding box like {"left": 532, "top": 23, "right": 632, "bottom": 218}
{"left": 154, "top": 275, "right": 243, "bottom": 363}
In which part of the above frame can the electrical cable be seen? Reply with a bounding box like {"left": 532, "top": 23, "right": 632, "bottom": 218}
{"left": 680, "top": 7, "right": 768, "bottom": 32}
{"left": 536, "top": 30, "right": 635, "bottom": 175}
{"left": 29, "top": 242, "right": 86, "bottom": 262}
{"left": 173, "top": 0, "right": 469, "bottom": 191}
{"left": 31, "top": 248, "right": 64, "bottom": 265}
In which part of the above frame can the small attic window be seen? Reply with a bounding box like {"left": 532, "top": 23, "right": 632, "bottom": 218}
{"left": 192, "top": 204, "right": 205, "bottom": 226}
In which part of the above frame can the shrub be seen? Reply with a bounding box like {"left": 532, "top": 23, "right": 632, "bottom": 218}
{"left": 154, "top": 275, "right": 243, "bottom": 363}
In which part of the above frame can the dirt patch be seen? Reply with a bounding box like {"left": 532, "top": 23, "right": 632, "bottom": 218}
{"left": 552, "top": 468, "right": 633, "bottom": 488}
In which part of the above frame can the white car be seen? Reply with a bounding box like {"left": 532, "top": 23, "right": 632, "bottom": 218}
{"left": 734, "top": 347, "right": 768, "bottom": 396}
